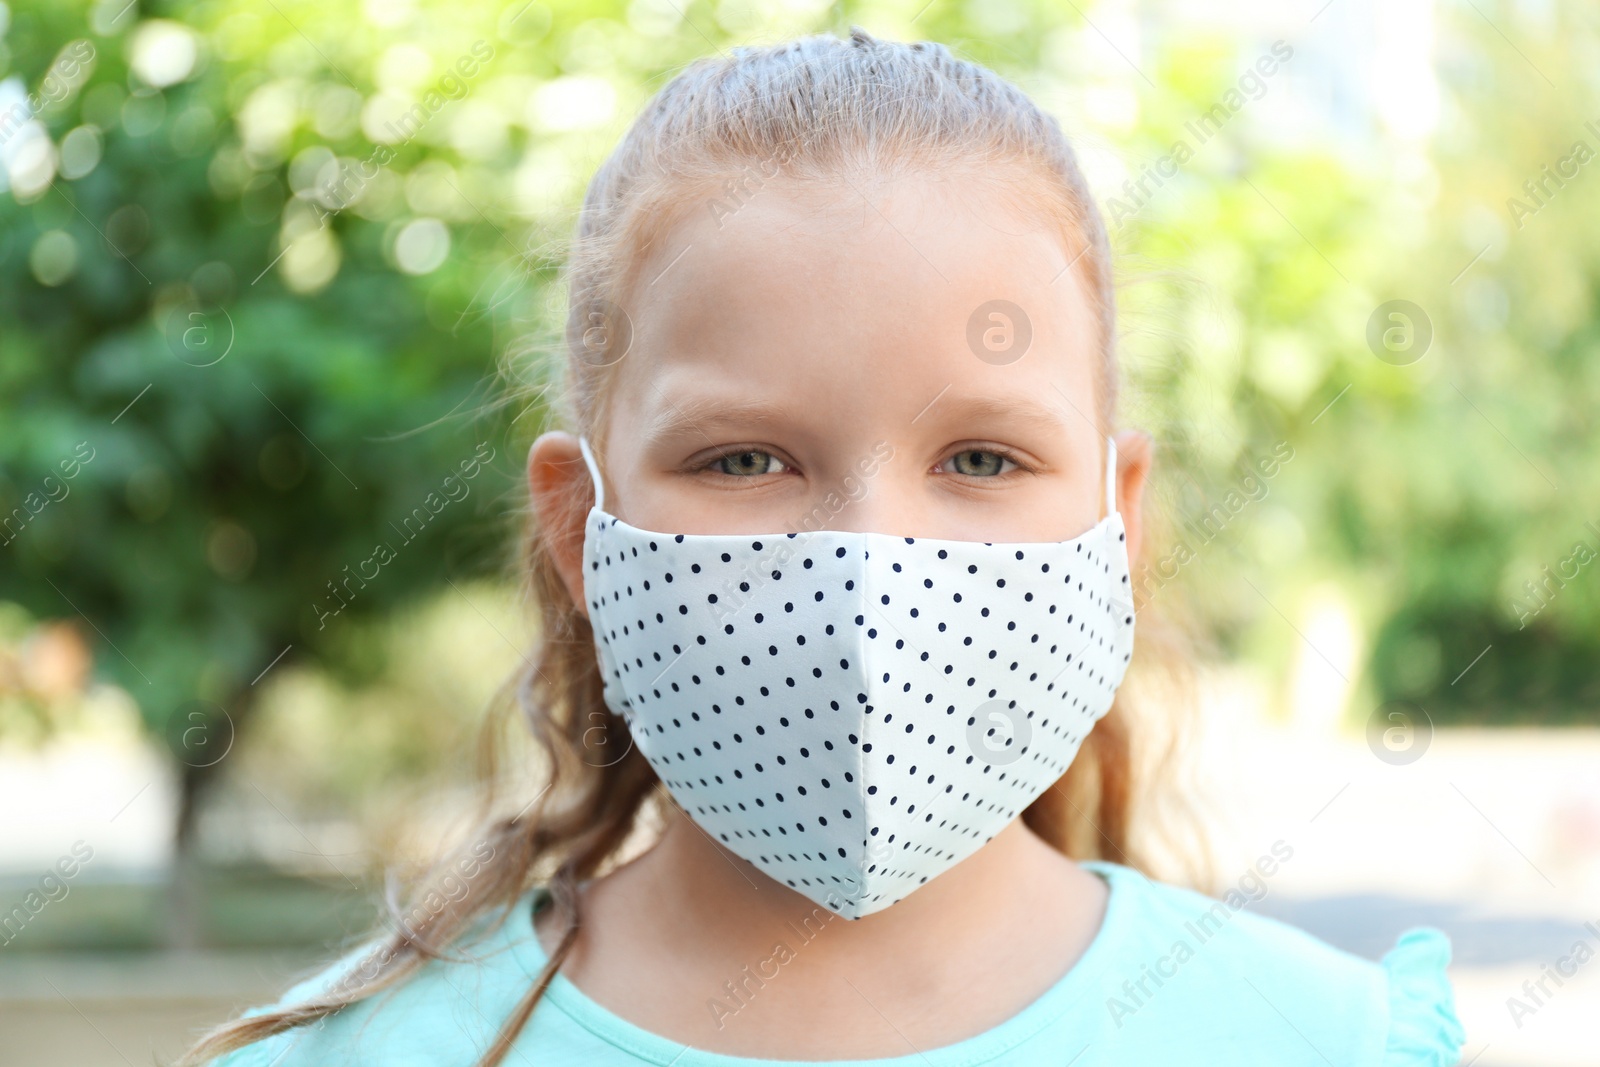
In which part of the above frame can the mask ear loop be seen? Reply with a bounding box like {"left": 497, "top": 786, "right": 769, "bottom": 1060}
{"left": 1103, "top": 436, "right": 1119, "bottom": 521}
{"left": 578, "top": 435, "right": 606, "bottom": 512}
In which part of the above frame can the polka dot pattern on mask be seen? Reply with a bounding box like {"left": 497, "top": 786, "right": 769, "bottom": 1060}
{"left": 582, "top": 502, "right": 1137, "bottom": 920}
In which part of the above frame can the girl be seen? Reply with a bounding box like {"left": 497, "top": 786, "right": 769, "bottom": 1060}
{"left": 187, "top": 29, "right": 1466, "bottom": 1067}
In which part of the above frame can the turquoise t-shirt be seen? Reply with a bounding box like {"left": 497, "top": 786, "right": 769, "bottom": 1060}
{"left": 207, "top": 860, "right": 1465, "bottom": 1066}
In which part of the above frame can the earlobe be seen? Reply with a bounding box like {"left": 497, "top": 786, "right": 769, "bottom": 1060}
{"left": 527, "top": 432, "right": 593, "bottom": 620}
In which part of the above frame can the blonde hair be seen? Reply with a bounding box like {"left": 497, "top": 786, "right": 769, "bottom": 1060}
{"left": 181, "top": 27, "right": 1198, "bottom": 1067}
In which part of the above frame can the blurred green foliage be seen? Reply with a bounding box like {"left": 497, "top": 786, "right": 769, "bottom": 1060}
{"left": 0, "top": 864, "right": 377, "bottom": 950}
{"left": 0, "top": 0, "right": 1595, "bottom": 808}
{"left": 0, "top": 0, "right": 526, "bottom": 772}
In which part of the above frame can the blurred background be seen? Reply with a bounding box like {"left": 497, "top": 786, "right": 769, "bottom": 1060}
{"left": 0, "top": 0, "right": 1596, "bottom": 1063}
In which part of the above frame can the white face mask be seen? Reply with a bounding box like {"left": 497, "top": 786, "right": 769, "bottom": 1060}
{"left": 576, "top": 436, "right": 1135, "bottom": 919}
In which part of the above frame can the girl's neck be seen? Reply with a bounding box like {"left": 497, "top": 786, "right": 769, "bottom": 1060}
{"left": 536, "top": 801, "right": 1111, "bottom": 1058}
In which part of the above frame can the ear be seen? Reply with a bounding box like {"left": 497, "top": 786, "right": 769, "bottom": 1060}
{"left": 527, "top": 431, "right": 596, "bottom": 620}
{"left": 1112, "top": 429, "right": 1153, "bottom": 569}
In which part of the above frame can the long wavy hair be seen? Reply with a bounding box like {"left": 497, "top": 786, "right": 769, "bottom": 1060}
{"left": 181, "top": 27, "right": 1203, "bottom": 1067}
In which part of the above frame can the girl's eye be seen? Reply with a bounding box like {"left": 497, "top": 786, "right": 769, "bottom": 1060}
{"left": 943, "top": 449, "right": 1017, "bottom": 477}
{"left": 712, "top": 450, "right": 789, "bottom": 477}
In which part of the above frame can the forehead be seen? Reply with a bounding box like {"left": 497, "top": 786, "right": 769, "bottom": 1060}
{"left": 608, "top": 170, "right": 1101, "bottom": 433}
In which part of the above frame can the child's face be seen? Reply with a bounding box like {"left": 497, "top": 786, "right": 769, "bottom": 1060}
{"left": 532, "top": 171, "right": 1148, "bottom": 613}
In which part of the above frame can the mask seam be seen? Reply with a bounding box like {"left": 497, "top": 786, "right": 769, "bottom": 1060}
{"left": 849, "top": 531, "right": 874, "bottom": 917}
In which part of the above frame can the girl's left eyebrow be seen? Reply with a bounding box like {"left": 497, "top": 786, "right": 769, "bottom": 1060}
{"left": 915, "top": 393, "right": 1068, "bottom": 435}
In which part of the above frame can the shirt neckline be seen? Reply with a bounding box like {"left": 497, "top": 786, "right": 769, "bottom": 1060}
{"left": 502, "top": 859, "right": 1133, "bottom": 1067}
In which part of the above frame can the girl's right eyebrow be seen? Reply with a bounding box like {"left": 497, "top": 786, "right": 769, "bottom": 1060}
{"left": 641, "top": 395, "right": 795, "bottom": 448}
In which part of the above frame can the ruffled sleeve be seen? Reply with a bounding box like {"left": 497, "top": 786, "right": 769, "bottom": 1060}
{"left": 1381, "top": 927, "right": 1467, "bottom": 1065}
